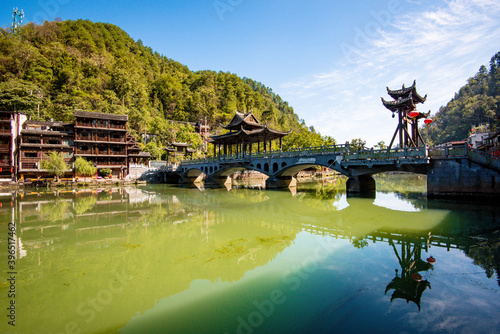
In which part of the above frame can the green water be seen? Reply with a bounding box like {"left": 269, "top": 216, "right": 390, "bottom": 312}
{"left": 1, "top": 177, "right": 499, "bottom": 334}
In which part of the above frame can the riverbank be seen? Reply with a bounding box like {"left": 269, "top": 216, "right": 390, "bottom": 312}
{"left": 0, "top": 178, "right": 147, "bottom": 191}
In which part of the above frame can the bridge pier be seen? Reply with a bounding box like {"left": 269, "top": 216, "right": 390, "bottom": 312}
{"left": 265, "top": 176, "right": 297, "bottom": 189}
{"left": 427, "top": 158, "right": 500, "bottom": 198}
{"left": 346, "top": 175, "right": 376, "bottom": 195}
{"left": 205, "top": 175, "right": 232, "bottom": 189}
{"left": 179, "top": 174, "right": 204, "bottom": 186}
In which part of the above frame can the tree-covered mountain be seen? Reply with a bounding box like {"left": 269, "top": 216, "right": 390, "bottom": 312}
{"left": 422, "top": 52, "right": 500, "bottom": 145}
{"left": 0, "top": 19, "right": 334, "bottom": 152}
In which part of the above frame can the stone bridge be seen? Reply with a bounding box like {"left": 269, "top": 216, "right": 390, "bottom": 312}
{"left": 172, "top": 143, "right": 500, "bottom": 197}
{"left": 178, "top": 144, "right": 430, "bottom": 193}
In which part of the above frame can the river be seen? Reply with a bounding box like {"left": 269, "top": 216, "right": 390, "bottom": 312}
{"left": 1, "top": 175, "right": 499, "bottom": 333}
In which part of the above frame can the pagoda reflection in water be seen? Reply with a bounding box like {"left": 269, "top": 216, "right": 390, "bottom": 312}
{"left": 385, "top": 235, "right": 434, "bottom": 310}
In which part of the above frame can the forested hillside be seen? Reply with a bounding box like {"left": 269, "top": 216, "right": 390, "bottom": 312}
{"left": 0, "top": 19, "right": 333, "bottom": 152}
{"left": 422, "top": 52, "right": 500, "bottom": 145}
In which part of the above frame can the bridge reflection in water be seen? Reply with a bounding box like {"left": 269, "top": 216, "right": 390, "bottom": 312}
{"left": 1, "top": 184, "right": 499, "bottom": 333}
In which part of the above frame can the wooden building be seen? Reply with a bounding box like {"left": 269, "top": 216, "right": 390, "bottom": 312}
{"left": 74, "top": 110, "right": 128, "bottom": 178}
{"left": 165, "top": 142, "right": 196, "bottom": 161}
{"left": 18, "top": 120, "right": 75, "bottom": 180}
{"left": 209, "top": 111, "right": 291, "bottom": 159}
{"left": 478, "top": 130, "right": 500, "bottom": 156}
{"left": 127, "top": 134, "right": 151, "bottom": 166}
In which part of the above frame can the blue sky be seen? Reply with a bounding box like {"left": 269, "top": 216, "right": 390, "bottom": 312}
{"left": 2, "top": 0, "right": 500, "bottom": 146}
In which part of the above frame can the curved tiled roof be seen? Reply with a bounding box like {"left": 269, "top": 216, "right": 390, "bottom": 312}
{"left": 209, "top": 125, "right": 292, "bottom": 145}
{"left": 221, "top": 110, "right": 264, "bottom": 130}
{"left": 385, "top": 80, "right": 427, "bottom": 104}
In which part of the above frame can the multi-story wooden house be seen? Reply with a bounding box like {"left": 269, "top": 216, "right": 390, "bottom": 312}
{"left": 18, "top": 120, "right": 75, "bottom": 180}
{"left": 0, "top": 110, "right": 152, "bottom": 182}
{"left": 74, "top": 110, "right": 128, "bottom": 178}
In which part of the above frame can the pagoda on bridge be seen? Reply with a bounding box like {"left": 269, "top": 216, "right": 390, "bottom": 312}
{"left": 209, "top": 110, "right": 292, "bottom": 159}
{"left": 381, "top": 80, "right": 430, "bottom": 149}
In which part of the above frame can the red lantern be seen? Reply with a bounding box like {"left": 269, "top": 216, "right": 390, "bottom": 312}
{"left": 411, "top": 273, "right": 422, "bottom": 282}
{"left": 408, "top": 111, "right": 419, "bottom": 117}
{"left": 424, "top": 119, "right": 433, "bottom": 124}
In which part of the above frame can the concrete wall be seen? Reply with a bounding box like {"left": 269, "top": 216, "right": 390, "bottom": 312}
{"left": 427, "top": 157, "right": 500, "bottom": 198}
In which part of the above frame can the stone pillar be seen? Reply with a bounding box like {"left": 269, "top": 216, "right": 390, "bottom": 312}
{"left": 179, "top": 174, "right": 204, "bottom": 186}
{"left": 346, "top": 175, "right": 376, "bottom": 194}
{"left": 205, "top": 175, "right": 232, "bottom": 189}
{"left": 265, "top": 176, "right": 297, "bottom": 189}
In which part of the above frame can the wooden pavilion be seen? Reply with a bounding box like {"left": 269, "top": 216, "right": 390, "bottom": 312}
{"left": 127, "top": 134, "right": 151, "bottom": 166}
{"left": 381, "top": 80, "right": 429, "bottom": 149}
{"left": 165, "top": 142, "right": 196, "bottom": 161}
{"left": 209, "top": 111, "right": 292, "bottom": 159}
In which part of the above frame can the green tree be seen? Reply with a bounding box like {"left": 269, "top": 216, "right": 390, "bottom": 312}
{"left": 0, "top": 79, "right": 41, "bottom": 117}
{"left": 40, "top": 151, "right": 69, "bottom": 181}
{"left": 143, "top": 140, "right": 164, "bottom": 160}
{"left": 74, "top": 156, "right": 96, "bottom": 182}
{"left": 175, "top": 124, "right": 202, "bottom": 149}
{"left": 0, "top": 19, "right": 334, "bottom": 148}
{"left": 349, "top": 138, "right": 366, "bottom": 151}
{"left": 422, "top": 51, "right": 500, "bottom": 144}
{"left": 99, "top": 168, "right": 112, "bottom": 178}
{"left": 374, "top": 141, "right": 387, "bottom": 150}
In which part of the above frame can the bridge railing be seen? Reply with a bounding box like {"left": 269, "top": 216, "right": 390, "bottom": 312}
{"left": 428, "top": 145, "right": 467, "bottom": 158}
{"left": 181, "top": 144, "right": 350, "bottom": 164}
{"left": 467, "top": 148, "right": 500, "bottom": 170}
{"left": 343, "top": 146, "right": 427, "bottom": 161}
{"left": 428, "top": 143, "right": 500, "bottom": 171}
{"left": 180, "top": 144, "right": 429, "bottom": 167}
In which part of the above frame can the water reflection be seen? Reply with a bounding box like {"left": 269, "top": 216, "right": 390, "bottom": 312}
{"left": 1, "top": 185, "right": 499, "bottom": 333}
{"left": 385, "top": 236, "right": 433, "bottom": 310}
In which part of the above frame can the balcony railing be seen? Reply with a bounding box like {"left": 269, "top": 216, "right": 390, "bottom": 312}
{"left": 19, "top": 158, "right": 40, "bottom": 162}
{"left": 75, "top": 150, "right": 92, "bottom": 155}
{"left": 75, "top": 122, "right": 126, "bottom": 130}
{"left": 21, "top": 162, "right": 37, "bottom": 169}
{"left": 75, "top": 135, "right": 126, "bottom": 143}
{"left": 75, "top": 122, "right": 93, "bottom": 128}
{"left": 109, "top": 124, "right": 126, "bottom": 130}
{"left": 75, "top": 135, "right": 92, "bottom": 141}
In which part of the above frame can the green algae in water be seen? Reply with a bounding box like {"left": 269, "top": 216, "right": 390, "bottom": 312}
{"left": 213, "top": 239, "right": 247, "bottom": 256}
{"left": 256, "top": 235, "right": 292, "bottom": 244}
{"left": 123, "top": 243, "right": 142, "bottom": 249}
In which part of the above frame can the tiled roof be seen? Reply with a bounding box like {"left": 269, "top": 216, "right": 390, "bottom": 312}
{"left": 75, "top": 110, "right": 128, "bottom": 121}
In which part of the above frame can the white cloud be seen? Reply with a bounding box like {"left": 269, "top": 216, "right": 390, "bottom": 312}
{"left": 281, "top": 0, "right": 500, "bottom": 146}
